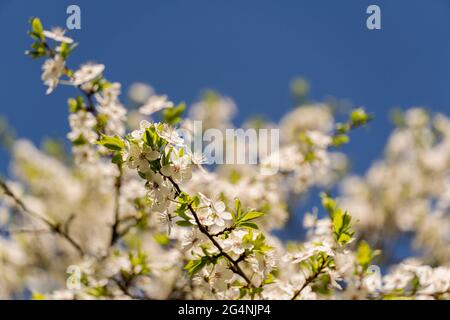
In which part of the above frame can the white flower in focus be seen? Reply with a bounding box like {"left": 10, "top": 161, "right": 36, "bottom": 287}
{"left": 43, "top": 27, "right": 73, "bottom": 43}
{"left": 145, "top": 171, "right": 172, "bottom": 210}
{"left": 198, "top": 193, "right": 232, "bottom": 227}
{"left": 126, "top": 143, "right": 160, "bottom": 172}
{"left": 71, "top": 63, "right": 105, "bottom": 86}
{"left": 210, "top": 263, "right": 234, "bottom": 292}
{"left": 222, "top": 230, "right": 250, "bottom": 256}
{"left": 160, "top": 154, "right": 192, "bottom": 183}
{"left": 190, "top": 208, "right": 214, "bottom": 227}
{"left": 41, "top": 54, "right": 65, "bottom": 94}
{"left": 95, "top": 82, "right": 121, "bottom": 106}
{"left": 130, "top": 120, "right": 152, "bottom": 140}
{"left": 181, "top": 228, "right": 205, "bottom": 251}
{"left": 139, "top": 95, "right": 174, "bottom": 116}
{"left": 186, "top": 149, "right": 209, "bottom": 172}
{"left": 157, "top": 124, "right": 184, "bottom": 146}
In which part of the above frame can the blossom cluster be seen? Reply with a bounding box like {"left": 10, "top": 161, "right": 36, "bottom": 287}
{"left": 0, "top": 18, "right": 448, "bottom": 300}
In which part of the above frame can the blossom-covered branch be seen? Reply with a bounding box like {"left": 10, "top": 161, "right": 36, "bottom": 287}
{"left": 0, "top": 17, "right": 447, "bottom": 300}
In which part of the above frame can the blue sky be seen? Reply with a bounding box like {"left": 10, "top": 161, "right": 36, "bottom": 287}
{"left": 0, "top": 0, "right": 449, "bottom": 259}
{"left": 2, "top": 0, "right": 450, "bottom": 175}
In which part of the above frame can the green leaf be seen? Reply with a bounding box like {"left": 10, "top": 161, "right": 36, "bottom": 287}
{"left": 31, "top": 292, "right": 46, "bottom": 300}
{"left": 357, "top": 241, "right": 372, "bottom": 268}
{"left": 153, "top": 233, "right": 170, "bottom": 245}
{"left": 321, "top": 193, "right": 337, "bottom": 215}
{"left": 176, "top": 220, "right": 193, "bottom": 227}
{"left": 111, "top": 153, "right": 123, "bottom": 165}
{"left": 338, "top": 233, "right": 352, "bottom": 244}
{"left": 239, "top": 222, "right": 259, "bottom": 230}
{"left": 357, "top": 241, "right": 380, "bottom": 271}
{"left": 241, "top": 211, "right": 265, "bottom": 222}
{"left": 162, "top": 102, "right": 185, "bottom": 125}
{"left": 68, "top": 98, "right": 78, "bottom": 113}
{"left": 238, "top": 288, "right": 248, "bottom": 300}
{"left": 97, "top": 134, "right": 125, "bottom": 151}
{"left": 263, "top": 273, "right": 275, "bottom": 284}
{"left": 31, "top": 17, "right": 44, "bottom": 39}
{"left": 184, "top": 256, "right": 211, "bottom": 277}
{"left": 60, "top": 42, "right": 78, "bottom": 59}
{"left": 332, "top": 134, "right": 349, "bottom": 147}
{"left": 350, "top": 108, "right": 372, "bottom": 127}
{"left": 332, "top": 209, "right": 344, "bottom": 232}
{"left": 233, "top": 198, "right": 243, "bottom": 222}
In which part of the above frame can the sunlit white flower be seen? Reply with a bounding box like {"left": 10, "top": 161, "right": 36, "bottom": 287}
{"left": 95, "top": 82, "right": 121, "bottom": 106}
{"left": 160, "top": 154, "right": 192, "bottom": 183}
{"left": 198, "top": 193, "right": 232, "bottom": 227}
{"left": 209, "top": 263, "right": 234, "bottom": 292}
{"left": 190, "top": 208, "right": 214, "bottom": 227}
{"left": 181, "top": 228, "right": 205, "bottom": 251}
{"left": 186, "top": 149, "right": 209, "bottom": 172}
{"left": 157, "top": 124, "right": 184, "bottom": 146}
{"left": 222, "top": 230, "right": 251, "bottom": 255}
{"left": 43, "top": 27, "right": 73, "bottom": 43}
{"left": 130, "top": 120, "right": 152, "bottom": 140}
{"left": 145, "top": 171, "right": 172, "bottom": 210}
{"left": 71, "top": 63, "right": 105, "bottom": 86}
{"left": 126, "top": 143, "right": 160, "bottom": 172}
{"left": 41, "top": 54, "right": 65, "bottom": 94}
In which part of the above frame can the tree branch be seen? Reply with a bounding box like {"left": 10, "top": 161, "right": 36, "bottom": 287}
{"left": 164, "top": 175, "right": 256, "bottom": 289}
{"left": 291, "top": 257, "right": 327, "bottom": 300}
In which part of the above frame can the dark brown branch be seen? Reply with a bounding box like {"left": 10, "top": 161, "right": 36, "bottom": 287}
{"left": 291, "top": 257, "right": 327, "bottom": 300}
{"left": 164, "top": 175, "right": 256, "bottom": 289}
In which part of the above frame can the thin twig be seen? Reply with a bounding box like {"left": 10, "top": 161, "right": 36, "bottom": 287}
{"left": 291, "top": 258, "right": 327, "bottom": 300}
{"left": 164, "top": 175, "right": 256, "bottom": 289}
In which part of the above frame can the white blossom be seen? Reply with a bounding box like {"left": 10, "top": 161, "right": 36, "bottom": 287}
{"left": 71, "top": 63, "right": 105, "bottom": 86}
{"left": 139, "top": 94, "right": 174, "bottom": 116}
{"left": 41, "top": 54, "right": 65, "bottom": 94}
{"left": 43, "top": 27, "right": 73, "bottom": 43}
